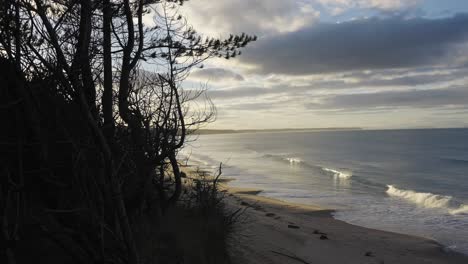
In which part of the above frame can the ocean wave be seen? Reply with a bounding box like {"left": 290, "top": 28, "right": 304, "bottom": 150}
{"left": 284, "top": 157, "right": 303, "bottom": 165}
{"left": 322, "top": 167, "right": 353, "bottom": 179}
{"left": 450, "top": 205, "right": 468, "bottom": 215}
{"left": 386, "top": 185, "right": 468, "bottom": 215}
{"left": 262, "top": 154, "right": 307, "bottom": 166}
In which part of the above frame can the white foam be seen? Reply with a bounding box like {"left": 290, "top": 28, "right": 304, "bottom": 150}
{"left": 386, "top": 185, "right": 468, "bottom": 215}
{"left": 450, "top": 205, "right": 468, "bottom": 215}
{"left": 285, "top": 157, "right": 302, "bottom": 165}
{"left": 322, "top": 167, "right": 353, "bottom": 179}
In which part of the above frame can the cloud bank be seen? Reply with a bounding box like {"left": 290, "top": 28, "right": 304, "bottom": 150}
{"left": 190, "top": 68, "right": 245, "bottom": 83}
{"left": 177, "top": 0, "right": 468, "bottom": 129}
{"left": 308, "top": 85, "right": 468, "bottom": 110}
{"left": 240, "top": 14, "right": 468, "bottom": 75}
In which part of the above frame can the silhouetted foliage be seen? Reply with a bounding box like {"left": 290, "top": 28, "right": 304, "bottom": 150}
{"left": 0, "top": 0, "right": 254, "bottom": 263}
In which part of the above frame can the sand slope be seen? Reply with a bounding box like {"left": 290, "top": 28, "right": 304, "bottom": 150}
{"left": 225, "top": 187, "right": 468, "bottom": 264}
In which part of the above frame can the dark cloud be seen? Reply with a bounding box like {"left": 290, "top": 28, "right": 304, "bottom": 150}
{"left": 316, "top": 67, "right": 468, "bottom": 89}
{"left": 190, "top": 68, "right": 244, "bottom": 82}
{"left": 240, "top": 14, "right": 468, "bottom": 75}
{"left": 307, "top": 85, "right": 468, "bottom": 110}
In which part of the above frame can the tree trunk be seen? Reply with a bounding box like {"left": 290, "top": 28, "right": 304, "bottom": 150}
{"left": 168, "top": 152, "right": 182, "bottom": 205}
{"left": 102, "top": 0, "right": 114, "bottom": 139}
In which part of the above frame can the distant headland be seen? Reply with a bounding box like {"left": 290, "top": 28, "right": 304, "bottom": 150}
{"left": 193, "top": 127, "right": 363, "bottom": 135}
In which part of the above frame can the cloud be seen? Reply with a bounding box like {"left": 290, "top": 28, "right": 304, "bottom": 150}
{"left": 208, "top": 83, "right": 468, "bottom": 114}
{"left": 204, "top": 67, "right": 468, "bottom": 101}
{"left": 307, "top": 85, "right": 468, "bottom": 110}
{"left": 177, "top": 2, "right": 468, "bottom": 129}
{"left": 317, "top": 0, "right": 421, "bottom": 12}
{"left": 181, "top": 0, "right": 320, "bottom": 36}
{"left": 362, "top": 0, "right": 421, "bottom": 11}
{"left": 180, "top": 0, "right": 423, "bottom": 37}
{"left": 190, "top": 68, "right": 245, "bottom": 83}
{"left": 201, "top": 65, "right": 468, "bottom": 118}
{"left": 220, "top": 101, "right": 285, "bottom": 111}
{"left": 318, "top": 67, "right": 468, "bottom": 88}
{"left": 207, "top": 86, "right": 268, "bottom": 99}
{"left": 239, "top": 14, "right": 468, "bottom": 75}
{"left": 206, "top": 84, "right": 312, "bottom": 100}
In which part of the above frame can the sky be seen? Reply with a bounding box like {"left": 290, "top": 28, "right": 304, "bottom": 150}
{"left": 179, "top": 0, "right": 468, "bottom": 130}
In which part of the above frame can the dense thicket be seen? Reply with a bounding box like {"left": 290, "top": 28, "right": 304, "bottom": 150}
{"left": 0, "top": 1, "right": 254, "bottom": 263}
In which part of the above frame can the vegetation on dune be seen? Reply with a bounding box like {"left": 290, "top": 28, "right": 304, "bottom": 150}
{"left": 0, "top": 0, "right": 254, "bottom": 263}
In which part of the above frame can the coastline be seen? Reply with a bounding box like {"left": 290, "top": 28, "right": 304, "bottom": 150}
{"left": 181, "top": 164, "right": 468, "bottom": 263}
{"left": 221, "top": 184, "right": 468, "bottom": 264}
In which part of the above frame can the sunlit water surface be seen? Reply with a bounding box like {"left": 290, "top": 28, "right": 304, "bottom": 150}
{"left": 182, "top": 129, "right": 468, "bottom": 254}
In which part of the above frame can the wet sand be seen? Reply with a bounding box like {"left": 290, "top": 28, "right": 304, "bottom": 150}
{"left": 224, "top": 186, "right": 468, "bottom": 264}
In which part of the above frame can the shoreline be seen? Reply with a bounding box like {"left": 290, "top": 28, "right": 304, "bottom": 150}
{"left": 221, "top": 184, "right": 468, "bottom": 264}
{"left": 181, "top": 164, "right": 468, "bottom": 263}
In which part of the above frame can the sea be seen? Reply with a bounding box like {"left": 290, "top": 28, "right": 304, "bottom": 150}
{"left": 181, "top": 128, "right": 468, "bottom": 255}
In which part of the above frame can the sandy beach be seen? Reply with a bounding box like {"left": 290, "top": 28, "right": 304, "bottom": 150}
{"left": 220, "top": 185, "right": 468, "bottom": 264}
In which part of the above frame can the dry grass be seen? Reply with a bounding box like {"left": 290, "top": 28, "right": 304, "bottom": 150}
{"left": 134, "top": 167, "right": 242, "bottom": 264}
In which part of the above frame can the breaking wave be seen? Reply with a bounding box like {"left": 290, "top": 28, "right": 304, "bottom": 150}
{"left": 322, "top": 167, "right": 353, "bottom": 179}
{"left": 386, "top": 185, "right": 468, "bottom": 215}
{"left": 284, "top": 157, "right": 303, "bottom": 165}
{"left": 262, "top": 154, "right": 307, "bottom": 166}
{"left": 451, "top": 205, "right": 468, "bottom": 215}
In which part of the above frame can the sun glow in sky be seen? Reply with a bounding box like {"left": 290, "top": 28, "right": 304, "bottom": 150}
{"left": 180, "top": 0, "right": 468, "bottom": 129}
